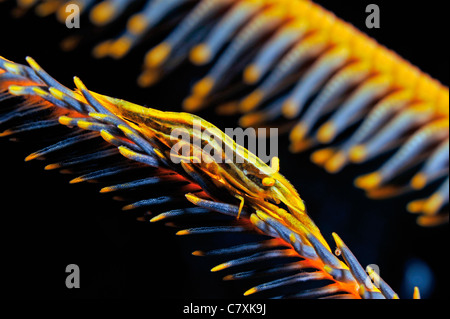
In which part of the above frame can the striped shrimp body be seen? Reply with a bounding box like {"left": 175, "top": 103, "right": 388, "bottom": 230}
{"left": 2, "top": 55, "right": 412, "bottom": 299}
{"left": 78, "top": 89, "right": 325, "bottom": 246}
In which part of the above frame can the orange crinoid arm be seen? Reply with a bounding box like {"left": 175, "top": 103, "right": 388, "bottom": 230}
{"left": 0, "top": 55, "right": 415, "bottom": 299}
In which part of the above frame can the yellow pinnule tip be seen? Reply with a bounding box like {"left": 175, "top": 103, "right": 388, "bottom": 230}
{"left": 324, "top": 152, "right": 347, "bottom": 174}
{"left": 145, "top": 43, "right": 171, "bottom": 68}
{"left": 222, "top": 274, "right": 234, "bottom": 281}
{"left": 17, "top": 0, "right": 37, "bottom": 9}
{"left": 117, "top": 124, "right": 132, "bottom": 136}
{"left": 289, "top": 123, "right": 307, "bottom": 143}
{"left": 411, "top": 173, "right": 427, "bottom": 190}
{"left": 192, "top": 77, "right": 214, "bottom": 97}
{"left": 60, "top": 35, "right": 81, "bottom": 52}
{"left": 185, "top": 193, "right": 200, "bottom": 205}
{"left": 240, "top": 90, "right": 263, "bottom": 112}
{"left": 118, "top": 146, "right": 135, "bottom": 159}
{"left": 176, "top": 229, "right": 190, "bottom": 236}
{"left": 8, "top": 85, "right": 25, "bottom": 96}
{"left": 282, "top": 99, "right": 299, "bottom": 119}
{"left": 289, "top": 136, "right": 311, "bottom": 151}
{"left": 69, "top": 176, "right": 84, "bottom": 184}
{"left": 3, "top": 62, "right": 20, "bottom": 74}
{"left": 92, "top": 41, "right": 112, "bottom": 59}
{"left": 331, "top": 232, "right": 343, "bottom": 247}
{"left": 44, "top": 163, "right": 61, "bottom": 170}
{"left": 316, "top": 122, "right": 336, "bottom": 144}
{"left": 136, "top": 216, "right": 147, "bottom": 222}
{"left": 77, "top": 120, "right": 93, "bottom": 130}
{"left": 25, "top": 56, "right": 40, "bottom": 71}
{"left": 149, "top": 214, "right": 166, "bottom": 223}
{"left": 182, "top": 96, "right": 204, "bottom": 112}
{"left": 413, "top": 286, "right": 421, "bottom": 299}
{"left": 32, "top": 87, "right": 47, "bottom": 97}
{"left": 0, "top": 130, "right": 12, "bottom": 137}
{"left": 73, "top": 76, "right": 86, "bottom": 92}
{"left": 137, "top": 70, "right": 160, "bottom": 88}
{"left": 243, "top": 64, "right": 261, "bottom": 84}
{"left": 216, "top": 102, "right": 239, "bottom": 116}
{"left": 354, "top": 172, "right": 382, "bottom": 190}
{"left": 243, "top": 287, "right": 257, "bottom": 296}
{"left": 417, "top": 214, "right": 449, "bottom": 227}
{"left": 310, "top": 148, "right": 335, "bottom": 166}
{"left": 89, "top": 112, "right": 107, "bottom": 120}
{"left": 423, "top": 194, "right": 443, "bottom": 215}
{"left": 99, "top": 187, "right": 113, "bottom": 193}
{"left": 24, "top": 152, "right": 39, "bottom": 162}
{"left": 90, "top": 1, "right": 115, "bottom": 26}
{"left": 211, "top": 263, "right": 228, "bottom": 272}
{"left": 35, "top": 1, "right": 59, "bottom": 17}
{"left": 191, "top": 250, "right": 204, "bottom": 256}
{"left": 109, "top": 37, "right": 131, "bottom": 59}
{"left": 407, "top": 200, "right": 425, "bottom": 214}
{"left": 298, "top": 200, "right": 306, "bottom": 213}
{"left": 48, "top": 87, "right": 65, "bottom": 100}
{"left": 348, "top": 145, "right": 367, "bottom": 163}
{"left": 127, "top": 14, "right": 148, "bottom": 35}
{"left": 255, "top": 210, "right": 269, "bottom": 222}
{"left": 122, "top": 204, "right": 134, "bottom": 211}
{"left": 100, "top": 129, "right": 114, "bottom": 142}
{"left": 239, "top": 113, "right": 263, "bottom": 128}
{"left": 190, "top": 44, "right": 211, "bottom": 65}
{"left": 58, "top": 116, "right": 73, "bottom": 126}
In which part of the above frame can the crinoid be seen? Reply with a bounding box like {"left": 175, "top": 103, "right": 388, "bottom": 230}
{"left": 0, "top": 56, "right": 412, "bottom": 299}
{"left": 0, "top": 0, "right": 447, "bottom": 299}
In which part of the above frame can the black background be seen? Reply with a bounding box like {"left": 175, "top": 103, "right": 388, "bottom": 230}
{"left": 0, "top": 0, "right": 448, "bottom": 301}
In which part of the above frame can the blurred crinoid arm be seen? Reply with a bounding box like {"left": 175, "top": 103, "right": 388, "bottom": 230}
{"left": 24, "top": 0, "right": 447, "bottom": 226}
{"left": 137, "top": 0, "right": 449, "bottom": 226}
{"left": 0, "top": 55, "right": 414, "bottom": 299}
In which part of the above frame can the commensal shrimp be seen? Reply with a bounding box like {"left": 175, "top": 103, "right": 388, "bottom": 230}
{"left": 0, "top": 55, "right": 414, "bottom": 299}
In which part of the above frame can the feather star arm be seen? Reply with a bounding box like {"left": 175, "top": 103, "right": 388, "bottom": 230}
{"left": 0, "top": 55, "right": 417, "bottom": 299}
